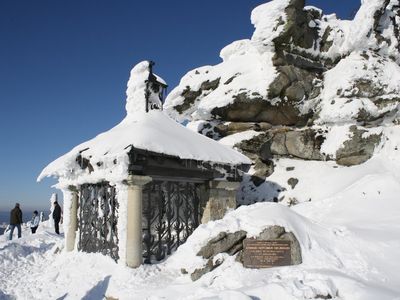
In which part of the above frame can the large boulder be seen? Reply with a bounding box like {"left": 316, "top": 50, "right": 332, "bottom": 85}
{"left": 282, "top": 129, "right": 325, "bottom": 160}
{"left": 336, "top": 126, "right": 382, "bottom": 166}
{"left": 235, "top": 128, "right": 326, "bottom": 185}
{"left": 211, "top": 93, "right": 313, "bottom": 126}
{"left": 191, "top": 231, "right": 247, "bottom": 281}
{"left": 197, "top": 231, "right": 247, "bottom": 259}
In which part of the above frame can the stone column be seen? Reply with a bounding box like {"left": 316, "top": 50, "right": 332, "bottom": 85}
{"left": 66, "top": 186, "right": 79, "bottom": 252}
{"left": 125, "top": 175, "right": 152, "bottom": 268}
{"left": 201, "top": 181, "right": 241, "bottom": 224}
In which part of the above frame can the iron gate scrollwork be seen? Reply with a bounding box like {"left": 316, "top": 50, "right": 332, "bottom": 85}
{"left": 78, "top": 183, "right": 119, "bottom": 262}
{"left": 142, "top": 180, "right": 203, "bottom": 263}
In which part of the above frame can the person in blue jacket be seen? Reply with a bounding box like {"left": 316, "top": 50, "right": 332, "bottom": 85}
{"left": 30, "top": 210, "right": 40, "bottom": 234}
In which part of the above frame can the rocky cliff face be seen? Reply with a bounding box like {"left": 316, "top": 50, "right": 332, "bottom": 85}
{"left": 165, "top": 0, "right": 400, "bottom": 204}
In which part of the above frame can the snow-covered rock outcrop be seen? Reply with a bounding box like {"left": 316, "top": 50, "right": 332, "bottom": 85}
{"left": 165, "top": 0, "right": 400, "bottom": 203}
{"left": 166, "top": 0, "right": 400, "bottom": 126}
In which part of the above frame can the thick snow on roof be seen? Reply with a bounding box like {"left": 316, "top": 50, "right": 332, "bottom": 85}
{"left": 38, "top": 61, "right": 251, "bottom": 183}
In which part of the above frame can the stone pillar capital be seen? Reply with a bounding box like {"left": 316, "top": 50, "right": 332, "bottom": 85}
{"left": 68, "top": 185, "right": 78, "bottom": 193}
{"left": 125, "top": 175, "right": 152, "bottom": 187}
{"left": 209, "top": 180, "right": 241, "bottom": 191}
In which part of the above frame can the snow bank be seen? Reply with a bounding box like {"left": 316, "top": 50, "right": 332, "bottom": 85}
{"left": 2, "top": 185, "right": 400, "bottom": 299}
{"left": 165, "top": 203, "right": 321, "bottom": 273}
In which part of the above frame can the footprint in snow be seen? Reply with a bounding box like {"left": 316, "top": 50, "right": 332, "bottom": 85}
{"left": 332, "top": 226, "right": 349, "bottom": 237}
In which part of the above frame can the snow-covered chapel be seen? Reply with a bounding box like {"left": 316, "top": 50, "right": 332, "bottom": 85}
{"left": 38, "top": 61, "right": 251, "bottom": 267}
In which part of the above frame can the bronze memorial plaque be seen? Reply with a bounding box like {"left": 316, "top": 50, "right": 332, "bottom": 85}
{"left": 242, "top": 239, "right": 291, "bottom": 268}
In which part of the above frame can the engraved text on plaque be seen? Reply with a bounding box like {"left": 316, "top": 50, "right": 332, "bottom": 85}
{"left": 242, "top": 239, "right": 291, "bottom": 268}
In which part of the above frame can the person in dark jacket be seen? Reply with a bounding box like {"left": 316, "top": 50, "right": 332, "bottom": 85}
{"left": 9, "top": 203, "right": 23, "bottom": 240}
{"left": 52, "top": 201, "right": 62, "bottom": 234}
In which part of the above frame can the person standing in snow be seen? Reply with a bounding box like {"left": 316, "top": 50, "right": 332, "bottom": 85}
{"left": 30, "top": 210, "right": 40, "bottom": 234}
{"left": 52, "top": 201, "right": 62, "bottom": 234}
{"left": 9, "top": 203, "right": 23, "bottom": 240}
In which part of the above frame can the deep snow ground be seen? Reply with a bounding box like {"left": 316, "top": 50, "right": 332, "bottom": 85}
{"left": 1, "top": 129, "right": 400, "bottom": 300}
{"left": 1, "top": 163, "right": 400, "bottom": 300}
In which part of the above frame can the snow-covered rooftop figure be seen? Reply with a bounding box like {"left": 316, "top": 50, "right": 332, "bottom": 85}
{"left": 37, "top": 60, "right": 251, "bottom": 268}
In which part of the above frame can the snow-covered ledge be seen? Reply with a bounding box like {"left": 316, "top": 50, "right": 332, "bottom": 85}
{"left": 125, "top": 175, "right": 152, "bottom": 268}
{"left": 201, "top": 180, "right": 241, "bottom": 223}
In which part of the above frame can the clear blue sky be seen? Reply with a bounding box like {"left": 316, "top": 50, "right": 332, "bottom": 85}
{"left": 0, "top": 0, "right": 360, "bottom": 211}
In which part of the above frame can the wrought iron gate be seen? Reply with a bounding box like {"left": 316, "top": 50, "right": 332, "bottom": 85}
{"left": 142, "top": 180, "right": 203, "bottom": 263}
{"left": 78, "top": 183, "right": 119, "bottom": 261}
